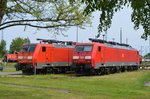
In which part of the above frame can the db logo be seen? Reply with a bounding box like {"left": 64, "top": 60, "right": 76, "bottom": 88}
{"left": 122, "top": 54, "right": 124, "bottom": 58}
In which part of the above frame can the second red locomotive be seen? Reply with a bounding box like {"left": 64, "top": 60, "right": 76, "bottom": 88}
{"left": 71, "top": 38, "right": 141, "bottom": 74}
{"left": 3, "top": 51, "right": 18, "bottom": 62}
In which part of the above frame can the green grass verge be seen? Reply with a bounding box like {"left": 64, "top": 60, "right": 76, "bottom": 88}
{"left": 0, "top": 70, "right": 150, "bottom": 99}
{"left": 0, "top": 63, "right": 16, "bottom": 72}
{"left": 2, "top": 67, "right": 16, "bottom": 72}
{"left": 1, "top": 63, "right": 16, "bottom": 67}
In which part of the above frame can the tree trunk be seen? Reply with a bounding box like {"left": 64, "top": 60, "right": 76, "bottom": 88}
{"left": 0, "top": 0, "right": 6, "bottom": 24}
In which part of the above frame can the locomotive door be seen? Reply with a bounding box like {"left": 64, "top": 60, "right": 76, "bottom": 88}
{"left": 101, "top": 47, "right": 105, "bottom": 64}
{"left": 97, "top": 46, "right": 104, "bottom": 64}
{"left": 42, "top": 46, "right": 52, "bottom": 63}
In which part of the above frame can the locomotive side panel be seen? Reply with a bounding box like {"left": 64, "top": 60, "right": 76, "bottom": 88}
{"left": 104, "top": 47, "right": 118, "bottom": 65}
{"left": 52, "top": 48, "right": 73, "bottom": 66}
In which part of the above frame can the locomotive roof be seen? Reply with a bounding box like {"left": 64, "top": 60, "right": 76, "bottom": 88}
{"left": 89, "top": 38, "right": 135, "bottom": 50}
{"left": 22, "top": 42, "right": 74, "bottom": 49}
{"left": 37, "top": 38, "right": 75, "bottom": 45}
{"left": 36, "top": 38, "right": 75, "bottom": 48}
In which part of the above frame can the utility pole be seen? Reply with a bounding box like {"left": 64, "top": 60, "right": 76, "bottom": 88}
{"left": 1, "top": 30, "right": 4, "bottom": 41}
{"left": 112, "top": 38, "right": 115, "bottom": 42}
{"left": 105, "top": 30, "right": 107, "bottom": 41}
{"left": 149, "top": 36, "right": 150, "bottom": 54}
{"left": 126, "top": 38, "right": 128, "bottom": 44}
{"left": 76, "top": 25, "right": 78, "bottom": 42}
{"left": 141, "top": 46, "right": 143, "bottom": 56}
{"left": 0, "top": 30, "right": 4, "bottom": 41}
{"left": 120, "top": 27, "right": 122, "bottom": 44}
{"left": 102, "top": 34, "right": 105, "bottom": 41}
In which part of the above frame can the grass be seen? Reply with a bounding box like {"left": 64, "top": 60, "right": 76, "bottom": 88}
{"left": 2, "top": 67, "right": 16, "bottom": 72}
{"left": 0, "top": 63, "right": 17, "bottom": 72}
{"left": 0, "top": 70, "right": 150, "bottom": 99}
{"left": 1, "top": 62, "right": 16, "bottom": 67}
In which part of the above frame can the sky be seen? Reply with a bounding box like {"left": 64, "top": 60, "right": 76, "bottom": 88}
{"left": 1, "top": 7, "right": 149, "bottom": 56}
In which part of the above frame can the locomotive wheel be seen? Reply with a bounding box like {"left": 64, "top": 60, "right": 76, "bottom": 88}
{"left": 104, "top": 67, "right": 110, "bottom": 74}
{"left": 99, "top": 67, "right": 106, "bottom": 75}
{"left": 53, "top": 69, "right": 59, "bottom": 74}
{"left": 45, "top": 67, "right": 53, "bottom": 74}
{"left": 116, "top": 66, "right": 121, "bottom": 73}
{"left": 134, "top": 66, "right": 139, "bottom": 70}
{"left": 120, "top": 66, "right": 125, "bottom": 72}
{"left": 94, "top": 69, "right": 101, "bottom": 75}
{"left": 59, "top": 68, "right": 67, "bottom": 74}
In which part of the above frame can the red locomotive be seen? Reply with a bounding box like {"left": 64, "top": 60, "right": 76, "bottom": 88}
{"left": 15, "top": 39, "right": 75, "bottom": 74}
{"left": 3, "top": 52, "right": 18, "bottom": 62}
{"left": 71, "top": 38, "right": 141, "bottom": 74}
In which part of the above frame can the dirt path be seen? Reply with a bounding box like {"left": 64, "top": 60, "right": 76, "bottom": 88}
{"left": 0, "top": 71, "right": 22, "bottom": 75}
{"left": 145, "top": 82, "right": 150, "bottom": 87}
{"left": 0, "top": 81, "right": 71, "bottom": 93}
{"left": 0, "top": 66, "right": 72, "bottom": 94}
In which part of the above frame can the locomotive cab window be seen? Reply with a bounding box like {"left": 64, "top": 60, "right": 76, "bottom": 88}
{"left": 28, "top": 45, "right": 36, "bottom": 52}
{"left": 21, "top": 45, "right": 36, "bottom": 52}
{"left": 42, "top": 46, "right": 46, "bottom": 52}
{"left": 98, "top": 46, "right": 101, "bottom": 52}
{"left": 75, "top": 45, "right": 92, "bottom": 52}
{"left": 22, "top": 46, "right": 28, "bottom": 52}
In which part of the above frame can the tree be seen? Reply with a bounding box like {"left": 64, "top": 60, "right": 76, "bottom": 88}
{"left": 144, "top": 53, "right": 150, "bottom": 59}
{"left": 23, "top": 38, "right": 30, "bottom": 45}
{"left": 70, "top": 0, "right": 150, "bottom": 40}
{"left": 0, "top": 0, "right": 91, "bottom": 32}
{"left": 10, "top": 37, "right": 30, "bottom": 52}
{"left": 0, "top": 40, "right": 6, "bottom": 57}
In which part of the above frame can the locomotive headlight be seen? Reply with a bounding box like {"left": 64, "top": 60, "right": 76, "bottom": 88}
{"left": 27, "top": 56, "right": 32, "bottom": 60}
{"left": 85, "top": 56, "right": 91, "bottom": 59}
{"left": 18, "top": 56, "right": 23, "bottom": 59}
{"left": 73, "top": 56, "right": 79, "bottom": 59}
